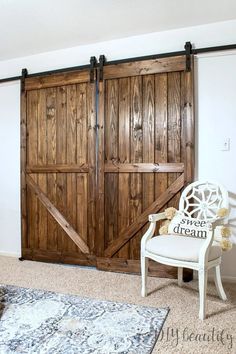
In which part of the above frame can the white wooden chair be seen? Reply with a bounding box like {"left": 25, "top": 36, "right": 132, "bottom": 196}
{"left": 141, "top": 180, "right": 229, "bottom": 320}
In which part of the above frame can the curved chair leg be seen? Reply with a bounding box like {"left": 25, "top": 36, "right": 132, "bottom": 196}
{"left": 198, "top": 269, "right": 208, "bottom": 320}
{"left": 141, "top": 255, "right": 148, "bottom": 297}
{"left": 214, "top": 265, "right": 227, "bottom": 301}
{"left": 178, "top": 267, "right": 183, "bottom": 287}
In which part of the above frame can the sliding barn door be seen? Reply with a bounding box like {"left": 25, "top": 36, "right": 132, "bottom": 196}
{"left": 21, "top": 70, "right": 96, "bottom": 265}
{"left": 21, "top": 55, "right": 194, "bottom": 277}
{"left": 96, "top": 56, "right": 194, "bottom": 275}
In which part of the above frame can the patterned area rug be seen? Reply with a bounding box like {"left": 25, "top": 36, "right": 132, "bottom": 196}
{"left": 0, "top": 285, "right": 169, "bottom": 354}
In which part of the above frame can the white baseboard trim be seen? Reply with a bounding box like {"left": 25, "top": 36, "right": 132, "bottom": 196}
{"left": 209, "top": 275, "right": 236, "bottom": 283}
{"left": 0, "top": 251, "right": 21, "bottom": 258}
{"left": 193, "top": 270, "right": 236, "bottom": 283}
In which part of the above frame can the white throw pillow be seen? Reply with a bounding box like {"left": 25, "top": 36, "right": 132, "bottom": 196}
{"left": 168, "top": 212, "right": 212, "bottom": 239}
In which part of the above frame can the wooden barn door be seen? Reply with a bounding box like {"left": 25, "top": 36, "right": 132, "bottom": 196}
{"left": 21, "top": 55, "right": 194, "bottom": 277}
{"left": 96, "top": 55, "right": 194, "bottom": 276}
{"left": 21, "top": 70, "right": 96, "bottom": 265}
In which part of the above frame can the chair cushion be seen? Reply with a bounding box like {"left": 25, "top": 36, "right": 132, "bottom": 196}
{"left": 146, "top": 235, "right": 222, "bottom": 262}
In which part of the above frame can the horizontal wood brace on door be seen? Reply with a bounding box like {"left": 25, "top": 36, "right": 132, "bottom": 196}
{"left": 26, "top": 164, "right": 89, "bottom": 173}
{"left": 104, "top": 162, "right": 184, "bottom": 173}
{"left": 104, "top": 173, "right": 185, "bottom": 257}
{"left": 24, "top": 70, "right": 90, "bottom": 90}
{"left": 26, "top": 175, "right": 90, "bottom": 254}
{"left": 102, "top": 55, "right": 186, "bottom": 79}
{"left": 22, "top": 248, "right": 96, "bottom": 266}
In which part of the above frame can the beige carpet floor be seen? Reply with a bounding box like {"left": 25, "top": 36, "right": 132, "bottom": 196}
{"left": 0, "top": 256, "right": 235, "bottom": 354}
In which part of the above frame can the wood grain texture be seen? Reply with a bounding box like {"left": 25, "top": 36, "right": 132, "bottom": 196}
{"left": 96, "top": 81, "right": 105, "bottom": 256}
{"left": 104, "top": 80, "right": 119, "bottom": 250}
{"left": 77, "top": 83, "right": 87, "bottom": 166}
{"left": 22, "top": 248, "right": 96, "bottom": 266}
{"left": 66, "top": 85, "right": 77, "bottom": 252}
{"left": 141, "top": 75, "right": 155, "bottom": 237}
{"left": 87, "top": 83, "right": 96, "bottom": 254}
{"left": 103, "top": 56, "right": 185, "bottom": 80}
{"left": 129, "top": 76, "right": 143, "bottom": 259}
{"left": 25, "top": 70, "right": 90, "bottom": 90}
{"left": 56, "top": 86, "right": 67, "bottom": 251}
{"left": 46, "top": 88, "right": 57, "bottom": 251}
{"left": 155, "top": 73, "right": 168, "bottom": 201}
{"left": 25, "top": 91, "right": 38, "bottom": 249}
{"left": 77, "top": 173, "right": 88, "bottom": 245}
{"left": 142, "top": 75, "right": 155, "bottom": 209}
{"left": 167, "top": 72, "right": 181, "bottom": 209}
{"left": 118, "top": 78, "right": 130, "bottom": 258}
{"left": 104, "top": 162, "right": 184, "bottom": 173}
{"left": 37, "top": 90, "right": 47, "bottom": 250}
{"left": 26, "top": 164, "right": 89, "bottom": 173}
{"left": 181, "top": 58, "right": 195, "bottom": 184}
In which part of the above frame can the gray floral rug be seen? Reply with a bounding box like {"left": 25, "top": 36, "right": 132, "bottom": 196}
{"left": 0, "top": 284, "right": 169, "bottom": 354}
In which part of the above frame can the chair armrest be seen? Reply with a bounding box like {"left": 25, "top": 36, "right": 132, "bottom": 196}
{"left": 148, "top": 212, "right": 166, "bottom": 222}
{"left": 199, "top": 228, "right": 214, "bottom": 267}
{"left": 141, "top": 212, "right": 166, "bottom": 253}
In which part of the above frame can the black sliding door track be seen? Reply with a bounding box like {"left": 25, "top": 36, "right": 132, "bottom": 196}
{"left": 0, "top": 43, "right": 236, "bottom": 84}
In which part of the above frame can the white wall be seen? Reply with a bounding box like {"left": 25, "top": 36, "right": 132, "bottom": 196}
{"left": 0, "top": 82, "right": 21, "bottom": 257}
{"left": 197, "top": 52, "right": 236, "bottom": 279}
{"left": 0, "top": 20, "right": 236, "bottom": 278}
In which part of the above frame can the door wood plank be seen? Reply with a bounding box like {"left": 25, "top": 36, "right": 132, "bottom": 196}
{"left": 104, "top": 80, "right": 119, "bottom": 250}
{"left": 155, "top": 73, "right": 168, "bottom": 201}
{"left": 37, "top": 90, "right": 48, "bottom": 250}
{"left": 87, "top": 83, "right": 96, "bottom": 254}
{"left": 66, "top": 85, "right": 78, "bottom": 252}
{"left": 56, "top": 86, "right": 68, "bottom": 251}
{"left": 167, "top": 72, "right": 181, "bottom": 209}
{"left": 46, "top": 88, "right": 57, "bottom": 251}
{"left": 181, "top": 62, "right": 194, "bottom": 183}
{"left": 118, "top": 77, "right": 130, "bottom": 258}
{"left": 129, "top": 76, "right": 143, "bottom": 259}
{"left": 26, "top": 91, "right": 39, "bottom": 250}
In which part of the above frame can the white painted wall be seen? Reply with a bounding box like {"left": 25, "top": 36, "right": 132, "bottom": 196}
{"left": 197, "top": 52, "right": 236, "bottom": 279}
{"left": 0, "top": 82, "right": 21, "bottom": 257}
{"left": 0, "top": 20, "right": 235, "bottom": 278}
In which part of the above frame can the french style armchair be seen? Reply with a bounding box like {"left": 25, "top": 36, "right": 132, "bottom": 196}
{"left": 141, "top": 180, "right": 229, "bottom": 320}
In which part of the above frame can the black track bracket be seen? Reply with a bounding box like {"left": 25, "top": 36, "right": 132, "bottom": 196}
{"left": 184, "top": 42, "right": 192, "bottom": 72}
{"left": 21, "top": 68, "right": 28, "bottom": 93}
{"left": 90, "top": 56, "right": 97, "bottom": 83}
{"left": 98, "top": 55, "right": 106, "bottom": 82}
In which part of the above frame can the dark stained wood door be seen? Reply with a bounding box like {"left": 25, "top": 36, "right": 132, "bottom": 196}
{"left": 21, "top": 55, "right": 194, "bottom": 278}
{"left": 21, "top": 69, "right": 97, "bottom": 265}
{"left": 96, "top": 56, "right": 194, "bottom": 276}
